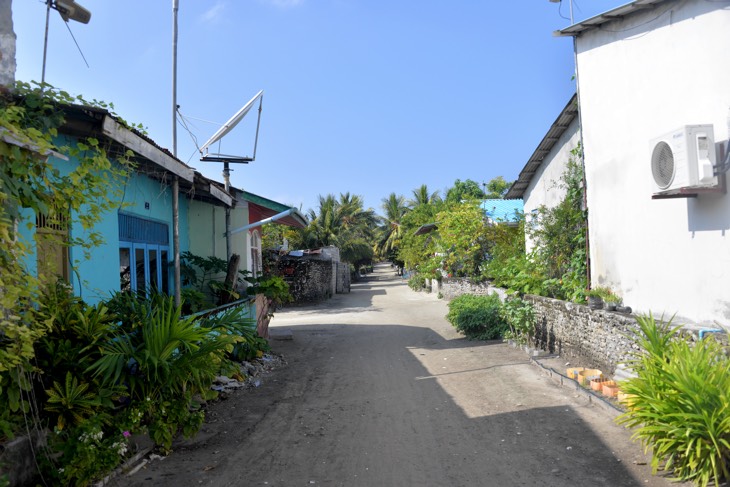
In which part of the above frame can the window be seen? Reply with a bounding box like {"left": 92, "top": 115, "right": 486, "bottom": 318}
{"left": 118, "top": 213, "right": 170, "bottom": 295}
{"left": 36, "top": 207, "right": 70, "bottom": 286}
{"left": 250, "top": 229, "right": 262, "bottom": 278}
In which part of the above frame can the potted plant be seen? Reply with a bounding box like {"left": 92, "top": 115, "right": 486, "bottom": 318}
{"left": 586, "top": 289, "right": 604, "bottom": 310}
{"left": 587, "top": 286, "right": 620, "bottom": 311}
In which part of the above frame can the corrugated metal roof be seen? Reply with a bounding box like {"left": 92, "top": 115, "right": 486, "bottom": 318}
{"left": 555, "top": 0, "right": 672, "bottom": 37}
{"left": 505, "top": 94, "right": 578, "bottom": 199}
{"left": 241, "top": 191, "right": 308, "bottom": 229}
{"left": 481, "top": 199, "right": 523, "bottom": 222}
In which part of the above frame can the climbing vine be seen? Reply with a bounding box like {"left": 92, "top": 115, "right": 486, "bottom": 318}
{"left": 0, "top": 81, "right": 133, "bottom": 434}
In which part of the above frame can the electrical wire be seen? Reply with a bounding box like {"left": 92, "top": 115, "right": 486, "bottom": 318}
{"left": 176, "top": 108, "right": 202, "bottom": 154}
{"left": 63, "top": 19, "right": 89, "bottom": 68}
{"left": 596, "top": 0, "right": 684, "bottom": 33}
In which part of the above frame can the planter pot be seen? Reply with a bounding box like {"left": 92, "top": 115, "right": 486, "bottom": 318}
{"left": 590, "top": 377, "right": 610, "bottom": 392}
{"left": 577, "top": 369, "right": 603, "bottom": 386}
{"left": 601, "top": 381, "right": 619, "bottom": 398}
{"left": 566, "top": 367, "right": 585, "bottom": 380}
{"left": 587, "top": 296, "right": 603, "bottom": 310}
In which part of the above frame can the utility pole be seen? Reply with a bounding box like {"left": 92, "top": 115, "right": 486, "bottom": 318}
{"left": 171, "top": 0, "right": 181, "bottom": 307}
{"left": 0, "top": 0, "right": 17, "bottom": 89}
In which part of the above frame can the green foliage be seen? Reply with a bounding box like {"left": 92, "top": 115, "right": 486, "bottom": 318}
{"left": 437, "top": 201, "right": 490, "bottom": 278}
{"left": 446, "top": 293, "right": 507, "bottom": 340}
{"left": 397, "top": 201, "right": 443, "bottom": 271}
{"left": 408, "top": 184, "right": 441, "bottom": 207}
{"left": 617, "top": 315, "right": 730, "bottom": 486}
{"left": 232, "top": 335, "right": 271, "bottom": 362}
{"left": 44, "top": 418, "right": 132, "bottom": 487}
{"left": 408, "top": 274, "right": 427, "bottom": 291}
{"left": 587, "top": 286, "right": 621, "bottom": 303}
{"left": 500, "top": 297, "right": 535, "bottom": 345}
{"left": 246, "top": 274, "right": 292, "bottom": 309}
{"left": 375, "top": 192, "right": 409, "bottom": 257}
{"left": 485, "top": 145, "right": 587, "bottom": 303}
{"left": 444, "top": 178, "right": 485, "bottom": 204}
{"left": 0, "top": 82, "right": 131, "bottom": 441}
{"left": 304, "top": 193, "right": 377, "bottom": 247}
{"left": 527, "top": 145, "right": 587, "bottom": 299}
{"left": 483, "top": 176, "right": 513, "bottom": 199}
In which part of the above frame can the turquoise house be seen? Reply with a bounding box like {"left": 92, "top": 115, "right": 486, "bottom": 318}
{"left": 18, "top": 103, "right": 234, "bottom": 305}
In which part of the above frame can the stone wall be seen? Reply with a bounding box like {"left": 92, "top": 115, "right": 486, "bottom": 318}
{"left": 277, "top": 258, "right": 334, "bottom": 303}
{"left": 439, "top": 279, "right": 640, "bottom": 373}
{"left": 440, "top": 278, "right": 507, "bottom": 301}
{"left": 525, "top": 295, "right": 639, "bottom": 374}
{"left": 336, "top": 262, "right": 351, "bottom": 294}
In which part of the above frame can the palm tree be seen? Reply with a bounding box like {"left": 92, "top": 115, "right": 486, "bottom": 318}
{"left": 376, "top": 193, "right": 409, "bottom": 256}
{"left": 409, "top": 184, "right": 441, "bottom": 208}
{"left": 302, "top": 193, "right": 378, "bottom": 266}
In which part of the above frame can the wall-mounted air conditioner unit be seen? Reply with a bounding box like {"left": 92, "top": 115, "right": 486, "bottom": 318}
{"left": 650, "top": 125, "right": 717, "bottom": 194}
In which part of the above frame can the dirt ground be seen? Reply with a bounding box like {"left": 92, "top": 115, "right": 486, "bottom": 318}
{"left": 119, "top": 263, "right": 676, "bottom": 487}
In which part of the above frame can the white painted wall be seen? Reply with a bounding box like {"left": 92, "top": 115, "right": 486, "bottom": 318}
{"left": 522, "top": 116, "right": 581, "bottom": 252}
{"left": 575, "top": 1, "right": 730, "bottom": 324}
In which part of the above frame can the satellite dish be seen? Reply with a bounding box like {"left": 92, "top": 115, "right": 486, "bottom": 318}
{"left": 199, "top": 89, "right": 264, "bottom": 162}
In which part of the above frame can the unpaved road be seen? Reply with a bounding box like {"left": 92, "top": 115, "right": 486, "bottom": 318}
{"left": 123, "top": 263, "right": 674, "bottom": 487}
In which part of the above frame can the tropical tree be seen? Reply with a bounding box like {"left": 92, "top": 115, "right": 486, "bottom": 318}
{"left": 444, "top": 179, "right": 485, "bottom": 204}
{"left": 302, "top": 193, "right": 377, "bottom": 269}
{"left": 437, "top": 201, "right": 490, "bottom": 278}
{"left": 376, "top": 193, "right": 409, "bottom": 257}
{"left": 409, "top": 184, "right": 441, "bottom": 207}
{"left": 484, "top": 176, "right": 512, "bottom": 199}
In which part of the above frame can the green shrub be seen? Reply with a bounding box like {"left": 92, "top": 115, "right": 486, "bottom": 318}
{"left": 500, "top": 297, "right": 535, "bottom": 345}
{"left": 617, "top": 315, "right": 730, "bottom": 487}
{"left": 408, "top": 274, "right": 427, "bottom": 291}
{"left": 446, "top": 293, "right": 507, "bottom": 340}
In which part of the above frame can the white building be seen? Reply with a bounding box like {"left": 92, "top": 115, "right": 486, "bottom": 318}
{"left": 506, "top": 94, "right": 580, "bottom": 252}
{"left": 557, "top": 0, "right": 729, "bottom": 325}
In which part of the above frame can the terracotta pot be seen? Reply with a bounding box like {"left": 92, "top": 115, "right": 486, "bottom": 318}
{"left": 590, "top": 377, "right": 609, "bottom": 391}
{"left": 566, "top": 367, "right": 585, "bottom": 380}
{"left": 577, "top": 369, "right": 602, "bottom": 386}
{"left": 601, "top": 381, "right": 618, "bottom": 397}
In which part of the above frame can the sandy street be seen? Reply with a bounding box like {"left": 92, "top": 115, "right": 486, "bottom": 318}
{"left": 122, "top": 263, "right": 674, "bottom": 487}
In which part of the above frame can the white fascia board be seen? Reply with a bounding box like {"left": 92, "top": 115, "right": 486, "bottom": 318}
{"left": 101, "top": 116, "right": 194, "bottom": 182}
{"left": 208, "top": 183, "right": 233, "bottom": 206}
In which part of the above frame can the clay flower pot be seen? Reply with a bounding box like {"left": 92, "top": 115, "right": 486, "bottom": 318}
{"left": 566, "top": 367, "right": 585, "bottom": 380}
{"left": 577, "top": 369, "right": 603, "bottom": 386}
{"left": 590, "top": 377, "right": 609, "bottom": 392}
{"left": 601, "top": 381, "right": 618, "bottom": 397}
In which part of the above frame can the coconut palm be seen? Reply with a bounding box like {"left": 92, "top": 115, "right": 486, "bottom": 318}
{"left": 376, "top": 193, "right": 409, "bottom": 256}
{"left": 302, "top": 193, "right": 378, "bottom": 267}
{"left": 409, "top": 184, "right": 441, "bottom": 208}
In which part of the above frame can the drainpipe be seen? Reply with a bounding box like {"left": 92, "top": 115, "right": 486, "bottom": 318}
{"left": 228, "top": 208, "right": 297, "bottom": 236}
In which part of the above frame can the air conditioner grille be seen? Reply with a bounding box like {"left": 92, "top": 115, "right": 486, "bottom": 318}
{"left": 651, "top": 141, "right": 675, "bottom": 189}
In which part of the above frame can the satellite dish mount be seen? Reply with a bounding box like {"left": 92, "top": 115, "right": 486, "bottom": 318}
{"left": 199, "top": 90, "right": 264, "bottom": 190}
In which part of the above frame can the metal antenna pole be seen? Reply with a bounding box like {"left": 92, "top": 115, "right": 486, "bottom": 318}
{"left": 41, "top": 0, "right": 51, "bottom": 86}
{"left": 172, "top": 0, "right": 181, "bottom": 307}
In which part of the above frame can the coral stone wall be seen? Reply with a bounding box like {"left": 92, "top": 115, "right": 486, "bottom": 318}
{"left": 440, "top": 279, "right": 641, "bottom": 373}
{"left": 440, "top": 278, "right": 507, "bottom": 301}
{"left": 524, "top": 295, "right": 640, "bottom": 374}
{"left": 278, "top": 258, "right": 334, "bottom": 303}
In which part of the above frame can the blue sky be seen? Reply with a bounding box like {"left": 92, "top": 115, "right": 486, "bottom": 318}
{"left": 12, "top": 0, "right": 620, "bottom": 216}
